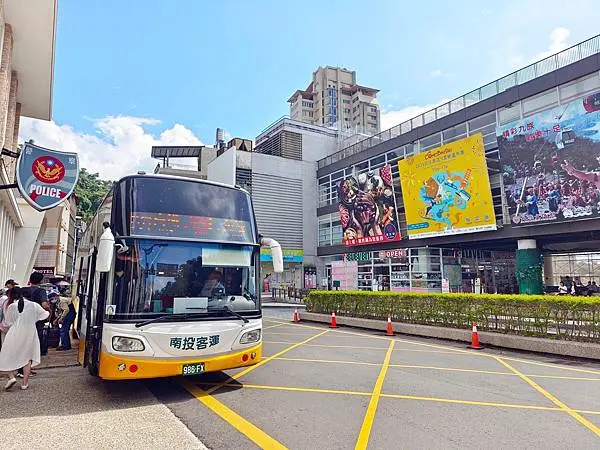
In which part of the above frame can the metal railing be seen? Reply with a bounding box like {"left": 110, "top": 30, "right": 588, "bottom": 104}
{"left": 270, "top": 287, "right": 309, "bottom": 303}
{"left": 317, "top": 34, "right": 600, "bottom": 169}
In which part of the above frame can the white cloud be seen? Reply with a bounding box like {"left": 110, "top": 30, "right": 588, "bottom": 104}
{"left": 380, "top": 99, "right": 450, "bottom": 131}
{"left": 530, "top": 27, "right": 570, "bottom": 63}
{"left": 430, "top": 69, "right": 443, "bottom": 78}
{"left": 18, "top": 116, "right": 204, "bottom": 180}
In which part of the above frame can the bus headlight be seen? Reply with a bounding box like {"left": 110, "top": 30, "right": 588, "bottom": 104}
{"left": 112, "top": 336, "right": 145, "bottom": 352}
{"left": 239, "top": 329, "right": 261, "bottom": 344}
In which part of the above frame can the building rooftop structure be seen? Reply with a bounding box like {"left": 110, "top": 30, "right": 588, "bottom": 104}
{"left": 318, "top": 34, "right": 600, "bottom": 169}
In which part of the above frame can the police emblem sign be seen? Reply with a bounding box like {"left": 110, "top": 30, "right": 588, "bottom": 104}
{"left": 17, "top": 143, "right": 79, "bottom": 211}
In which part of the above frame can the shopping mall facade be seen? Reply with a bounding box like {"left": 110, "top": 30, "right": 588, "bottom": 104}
{"left": 315, "top": 35, "right": 600, "bottom": 294}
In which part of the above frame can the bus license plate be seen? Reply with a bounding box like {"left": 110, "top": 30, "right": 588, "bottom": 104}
{"left": 182, "top": 363, "right": 205, "bottom": 376}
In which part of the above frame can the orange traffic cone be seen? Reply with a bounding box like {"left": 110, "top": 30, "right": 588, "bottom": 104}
{"left": 468, "top": 322, "right": 483, "bottom": 350}
{"left": 386, "top": 315, "right": 394, "bottom": 336}
{"left": 330, "top": 311, "right": 338, "bottom": 328}
{"left": 293, "top": 308, "right": 300, "bottom": 323}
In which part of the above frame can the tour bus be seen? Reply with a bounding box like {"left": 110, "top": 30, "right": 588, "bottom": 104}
{"left": 74, "top": 173, "right": 283, "bottom": 380}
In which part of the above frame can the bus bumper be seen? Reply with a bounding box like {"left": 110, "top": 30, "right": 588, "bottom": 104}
{"left": 98, "top": 342, "right": 262, "bottom": 380}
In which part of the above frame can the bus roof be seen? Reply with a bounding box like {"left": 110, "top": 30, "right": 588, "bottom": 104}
{"left": 115, "top": 173, "right": 251, "bottom": 196}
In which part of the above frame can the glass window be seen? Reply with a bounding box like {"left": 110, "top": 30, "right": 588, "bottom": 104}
{"left": 498, "top": 103, "right": 520, "bottom": 125}
{"left": 559, "top": 73, "right": 600, "bottom": 102}
{"left": 420, "top": 133, "right": 442, "bottom": 151}
{"left": 442, "top": 123, "right": 467, "bottom": 143}
{"left": 468, "top": 112, "right": 496, "bottom": 133}
{"left": 129, "top": 178, "right": 255, "bottom": 243}
{"left": 112, "top": 240, "right": 258, "bottom": 319}
{"left": 522, "top": 88, "right": 558, "bottom": 115}
{"left": 370, "top": 155, "right": 386, "bottom": 167}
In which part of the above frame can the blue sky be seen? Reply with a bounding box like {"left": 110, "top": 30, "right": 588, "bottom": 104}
{"left": 19, "top": 0, "right": 600, "bottom": 179}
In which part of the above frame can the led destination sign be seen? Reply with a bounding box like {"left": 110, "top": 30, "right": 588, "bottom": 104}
{"left": 131, "top": 212, "right": 254, "bottom": 243}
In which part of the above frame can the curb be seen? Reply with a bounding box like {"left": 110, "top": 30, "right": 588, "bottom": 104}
{"left": 299, "top": 312, "right": 600, "bottom": 361}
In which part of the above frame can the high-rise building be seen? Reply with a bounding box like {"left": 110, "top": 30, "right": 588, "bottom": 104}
{"left": 287, "top": 66, "right": 380, "bottom": 134}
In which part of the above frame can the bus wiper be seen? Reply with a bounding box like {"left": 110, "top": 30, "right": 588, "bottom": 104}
{"left": 209, "top": 304, "right": 249, "bottom": 323}
{"left": 135, "top": 312, "right": 207, "bottom": 328}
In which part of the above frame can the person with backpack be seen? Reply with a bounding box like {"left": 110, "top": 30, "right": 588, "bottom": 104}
{"left": 51, "top": 290, "right": 76, "bottom": 351}
{"left": 20, "top": 272, "right": 50, "bottom": 356}
{"left": 0, "top": 287, "right": 50, "bottom": 390}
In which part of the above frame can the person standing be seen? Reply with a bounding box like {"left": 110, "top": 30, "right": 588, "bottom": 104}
{"left": 0, "top": 287, "right": 50, "bottom": 390}
{"left": 21, "top": 272, "right": 50, "bottom": 356}
{"left": 51, "top": 291, "right": 76, "bottom": 351}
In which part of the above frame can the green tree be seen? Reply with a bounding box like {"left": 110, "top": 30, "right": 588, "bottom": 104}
{"left": 74, "top": 168, "right": 112, "bottom": 224}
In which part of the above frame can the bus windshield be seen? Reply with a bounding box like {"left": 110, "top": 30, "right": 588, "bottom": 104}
{"left": 111, "top": 239, "right": 259, "bottom": 319}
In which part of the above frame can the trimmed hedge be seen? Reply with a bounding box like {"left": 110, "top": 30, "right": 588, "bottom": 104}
{"left": 305, "top": 291, "right": 600, "bottom": 342}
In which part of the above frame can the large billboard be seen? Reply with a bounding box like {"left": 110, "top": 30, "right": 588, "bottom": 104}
{"left": 398, "top": 134, "right": 497, "bottom": 239}
{"left": 337, "top": 164, "right": 401, "bottom": 246}
{"left": 497, "top": 91, "right": 600, "bottom": 226}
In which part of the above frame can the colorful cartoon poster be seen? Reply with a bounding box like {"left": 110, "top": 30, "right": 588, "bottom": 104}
{"left": 398, "top": 134, "right": 496, "bottom": 239}
{"left": 337, "top": 164, "right": 401, "bottom": 246}
{"left": 497, "top": 91, "right": 600, "bottom": 226}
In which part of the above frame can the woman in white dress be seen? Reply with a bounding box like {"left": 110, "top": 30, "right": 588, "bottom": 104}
{"left": 0, "top": 287, "right": 49, "bottom": 390}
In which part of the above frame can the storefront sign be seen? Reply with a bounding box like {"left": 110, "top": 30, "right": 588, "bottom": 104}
{"left": 497, "top": 91, "right": 600, "bottom": 227}
{"left": 17, "top": 142, "right": 79, "bottom": 211}
{"left": 337, "top": 164, "right": 401, "bottom": 246}
{"left": 33, "top": 267, "right": 54, "bottom": 275}
{"left": 378, "top": 249, "right": 407, "bottom": 259}
{"left": 398, "top": 134, "right": 497, "bottom": 239}
{"left": 260, "top": 248, "right": 303, "bottom": 263}
{"left": 331, "top": 260, "right": 358, "bottom": 290}
{"left": 345, "top": 251, "right": 370, "bottom": 261}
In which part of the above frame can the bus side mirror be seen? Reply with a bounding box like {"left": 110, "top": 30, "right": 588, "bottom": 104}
{"left": 261, "top": 237, "right": 283, "bottom": 273}
{"left": 96, "top": 225, "right": 115, "bottom": 273}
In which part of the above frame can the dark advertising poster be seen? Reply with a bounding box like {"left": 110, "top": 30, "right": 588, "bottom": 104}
{"left": 497, "top": 91, "right": 600, "bottom": 226}
{"left": 337, "top": 164, "right": 401, "bottom": 246}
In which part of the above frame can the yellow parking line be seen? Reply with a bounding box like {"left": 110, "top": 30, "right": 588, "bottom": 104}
{"left": 199, "top": 381, "right": 371, "bottom": 397}
{"left": 274, "top": 357, "right": 380, "bottom": 366}
{"left": 498, "top": 356, "right": 600, "bottom": 376}
{"left": 263, "top": 323, "right": 287, "bottom": 330}
{"left": 206, "top": 330, "right": 330, "bottom": 395}
{"left": 390, "top": 364, "right": 513, "bottom": 376}
{"left": 197, "top": 380, "right": 600, "bottom": 416}
{"left": 355, "top": 340, "right": 395, "bottom": 450}
{"left": 180, "top": 379, "right": 287, "bottom": 449}
{"left": 267, "top": 358, "right": 600, "bottom": 381}
{"left": 380, "top": 392, "right": 561, "bottom": 412}
{"left": 266, "top": 331, "right": 325, "bottom": 336}
{"left": 264, "top": 341, "right": 389, "bottom": 350}
{"left": 389, "top": 363, "right": 600, "bottom": 381}
{"left": 178, "top": 329, "right": 328, "bottom": 448}
{"left": 266, "top": 320, "right": 600, "bottom": 375}
{"left": 394, "top": 348, "right": 474, "bottom": 354}
{"left": 495, "top": 357, "right": 600, "bottom": 438}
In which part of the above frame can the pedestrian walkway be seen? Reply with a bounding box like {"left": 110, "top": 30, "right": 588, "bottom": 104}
{"left": 0, "top": 365, "right": 207, "bottom": 449}
{"left": 37, "top": 340, "right": 79, "bottom": 369}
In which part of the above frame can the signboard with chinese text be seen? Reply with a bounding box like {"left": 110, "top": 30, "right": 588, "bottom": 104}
{"left": 169, "top": 335, "right": 220, "bottom": 350}
{"left": 17, "top": 142, "right": 79, "bottom": 211}
{"left": 337, "top": 164, "right": 401, "bottom": 246}
{"left": 497, "top": 91, "right": 600, "bottom": 226}
{"left": 398, "top": 134, "right": 497, "bottom": 239}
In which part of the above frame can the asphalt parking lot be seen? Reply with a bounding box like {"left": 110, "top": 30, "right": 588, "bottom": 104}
{"left": 152, "top": 317, "right": 600, "bottom": 450}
